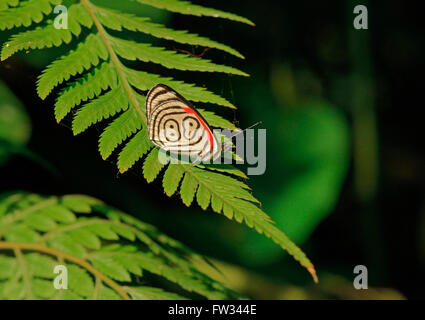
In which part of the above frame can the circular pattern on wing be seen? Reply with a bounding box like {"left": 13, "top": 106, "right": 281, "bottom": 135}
{"left": 182, "top": 116, "right": 201, "bottom": 141}
{"left": 162, "top": 118, "right": 180, "bottom": 142}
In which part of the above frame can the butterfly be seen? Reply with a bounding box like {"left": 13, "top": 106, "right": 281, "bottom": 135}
{"left": 146, "top": 84, "right": 222, "bottom": 163}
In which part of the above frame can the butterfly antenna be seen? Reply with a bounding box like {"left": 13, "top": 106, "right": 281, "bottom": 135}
{"left": 220, "top": 121, "right": 263, "bottom": 154}
{"left": 229, "top": 121, "right": 262, "bottom": 138}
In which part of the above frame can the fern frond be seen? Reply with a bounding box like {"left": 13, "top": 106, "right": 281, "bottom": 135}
{"left": 0, "top": 192, "right": 240, "bottom": 300}
{"left": 37, "top": 34, "right": 108, "bottom": 100}
{"left": 99, "top": 109, "right": 143, "bottom": 160}
{"left": 109, "top": 36, "right": 248, "bottom": 76}
{"left": 2, "top": 25, "right": 73, "bottom": 60}
{"left": 143, "top": 148, "right": 166, "bottom": 183}
{"left": 135, "top": 0, "right": 255, "bottom": 26}
{"left": 94, "top": 5, "right": 244, "bottom": 59}
{"left": 124, "top": 68, "right": 235, "bottom": 108}
{"left": 162, "top": 165, "right": 185, "bottom": 197}
{"left": 1, "top": 4, "right": 92, "bottom": 60}
{"left": 0, "top": 0, "right": 19, "bottom": 11}
{"left": 1, "top": 0, "right": 317, "bottom": 281}
{"left": 158, "top": 165, "right": 317, "bottom": 278}
{"left": 197, "top": 109, "right": 237, "bottom": 129}
{"left": 194, "top": 164, "right": 248, "bottom": 179}
{"left": 117, "top": 126, "right": 153, "bottom": 173}
{"left": 55, "top": 62, "right": 118, "bottom": 123}
{"left": 0, "top": 0, "right": 60, "bottom": 30}
{"left": 72, "top": 86, "right": 129, "bottom": 135}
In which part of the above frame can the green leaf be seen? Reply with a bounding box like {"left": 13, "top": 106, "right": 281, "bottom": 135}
{"left": 4, "top": 224, "right": 40, "bottom": 242}
{"left": 198, "top": 109, "right": 237, "bottom": 129}
{"left": 55, "top": 62, "right": 118, "bottom": 123}
{"left": 23, "top": 213, "right": 57, "bottom": 232}
{"left": 85, "top": 223, "right": 119, "bottom": 241}
{"left": 61, "top": 194, "right": 101, "bottom": 214}
{"left": 68, "top": 228, "right": 101, "bottom": 250}
{"left": 89, "top": 255, "right": 131, "bottom": 282}
{"left": 31, "top": 278, "right": 55, "bottom": 298}
{"left": 124, "top": 68, "right": 234, "bottom": 108}
{"left": 196, "top": 184, "right": 211, "bottom": 210}
{"left": 118, "top": 127, "right": 152, "bottom": 173}
{"left": 0, "top": 255, "right": 16, "bottom": 279}
{"left": 37, "top": 34, "right": 109, "bottom": 100}
{"left": 180, "top": 173, "right": 198, "bottom": 206}
{"left": 142, "top": 148, "right": 165, "bottom": 183}
{"left": 37, "top": 205, "right": 76, "bottom": 223}
{"left": 97, "top": 284, "right": 121, "bottom": 300}
{"left": 0, "top": 0, "right": 19, "bottom": 12}
{"left": 99, "top": 109, "right": 142, "bottom": 160}
{"left": 72, "top": 87, "right": 129, "bottom": 135}
{"left": 25, "top": 253, "right": 56, "bottom": 279}
{"left": 135, "top": 0, "right": 254, "bottom": 25}
{"left": 47, "top": 234, "right": 86, "bottom": 257}
{"left": 118, "top": 252, "right": 230, "bottom": 299}
{"left": 110, "top": 36, "right": 248, "bottom": 76}
{"left": 1, "top": 3, "right": 92, "bottom": 60}
{"left": 0, "top": 0, "right": 61, "bottom": 31}
{"left": 110, "top": 224, "right": 136, "bottom": 241}
{"left": 94, "top": 5, "right": 244, "bottom": 58}
{"left": 67, "top": 264, "right": 94, "bottom": 297}
{"left": 109, "top": 252, "right": 142, "bottom": 276}
{"left": 195, "top": 164, "right": 248, "bottom": 179}
{"left": 162, "top": 165, "right": 185, "bottom": 196}
{"left": 1, "top": 278, "right": 24, "bottom": 299}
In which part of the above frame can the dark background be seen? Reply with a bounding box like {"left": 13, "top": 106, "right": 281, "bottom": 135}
{"left": 1, "top": 0, "right": 424, "bottom": 299}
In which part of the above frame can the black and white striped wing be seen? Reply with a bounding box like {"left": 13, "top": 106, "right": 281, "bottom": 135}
{"left": 145, "top": 84, "right": 220, "bottom": 161}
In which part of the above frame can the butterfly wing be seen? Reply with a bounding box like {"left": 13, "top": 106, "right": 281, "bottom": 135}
{"left": 146, "top": 84, "right": 220, "bottom": 161}
{"left": 146, "top": 84, "right": 181, "bottom": 121}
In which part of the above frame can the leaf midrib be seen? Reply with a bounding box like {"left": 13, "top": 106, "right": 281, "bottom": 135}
{"left": 0, "top": 241, "right": 131, "bottom": 300}
{"left": 80, "top": 0, "right": 146, "bottom": 124}
{"left": 181, "top": 164, "right": 260, "bottom": 221}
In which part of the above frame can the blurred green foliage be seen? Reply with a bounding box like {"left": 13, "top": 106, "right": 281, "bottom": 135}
{"left": 0, "top": 80, "right": 31, "bottom": 165}
{"left": 241, "top": 99, "right": 350, "bottom": 263}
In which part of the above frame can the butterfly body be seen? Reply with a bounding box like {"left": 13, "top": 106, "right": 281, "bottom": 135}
{"left": 146, "top": 84, "right": 221, "bottom": 162}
